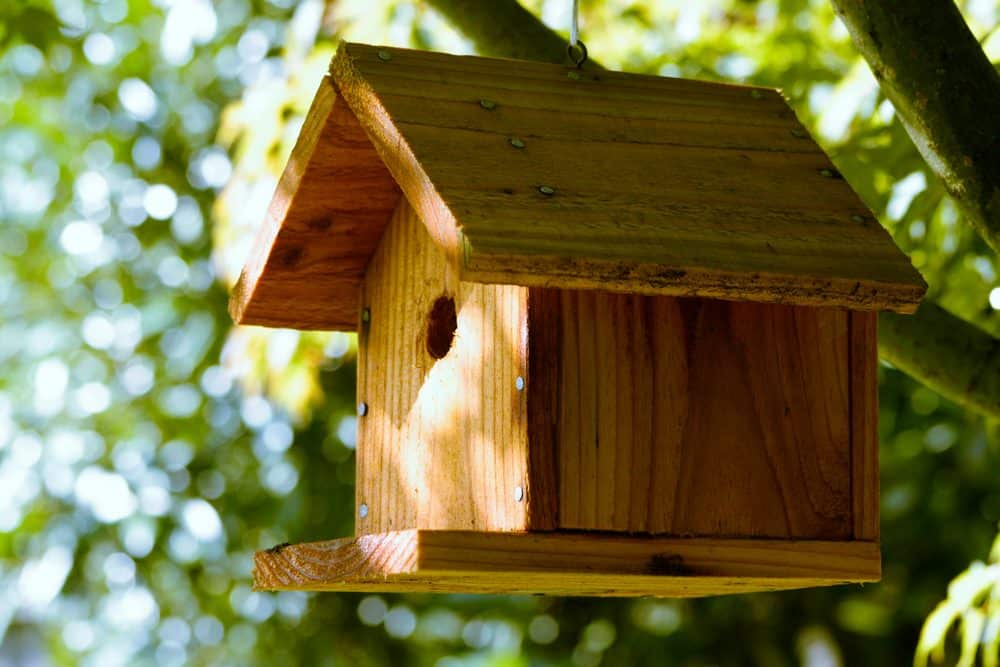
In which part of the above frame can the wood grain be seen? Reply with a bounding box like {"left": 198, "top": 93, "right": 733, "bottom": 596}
{"left": 254, "top": 530, "right": 880, "bottom": 596}
{"left": 851, "top": 311, "right": 880, "bottom": 540}
{"left": 229, "top": 77, "right": 400, "bottom": 330}
{"left": 330, "top": 42, "right": 925, "bottom": 313}
{"left": 356, "top": 198, "right": 530, "bottom": 534}
{"left": 527, "top": 290, "right": 854, "bottom": 538}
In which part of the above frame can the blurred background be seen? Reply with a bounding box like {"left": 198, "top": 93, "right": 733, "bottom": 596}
{"left": 1, "top": 0, "right": 999, "bottom": 665}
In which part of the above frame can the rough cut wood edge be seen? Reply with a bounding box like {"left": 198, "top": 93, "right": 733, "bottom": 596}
{"left": 254, "top": 530, "right": 880, "bottom": 597}
{"left": 464, "top": 256, "right": 925, "bottom": 315}
{"left": 229, "top": 76, "right": 401, "bottom": 331}
{"left": 851, "top": 311, "right": 880, "bottom": 540}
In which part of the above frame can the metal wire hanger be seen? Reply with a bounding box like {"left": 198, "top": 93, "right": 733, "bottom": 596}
{"left": 567, "top": 0, "right": 588, "bottom": 68}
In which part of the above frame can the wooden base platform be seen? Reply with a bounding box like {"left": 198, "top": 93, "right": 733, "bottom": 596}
{"left": 253, "top": 530, "right": 880, "bottom": 597}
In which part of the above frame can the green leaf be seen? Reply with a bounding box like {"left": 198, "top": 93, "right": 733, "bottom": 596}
{"left": 948, "top": 563, "right": 994, "bottom": 609}
{"left": 915, "top": 601, "right": 961, "bottom": 667}
{"left": 983, "top": 611, "right": 1000, "bottom": 667}
{"left": 958, "top": 609, "right": 986, "bottom": 667}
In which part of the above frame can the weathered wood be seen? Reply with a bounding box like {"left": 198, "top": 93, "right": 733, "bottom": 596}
{"left": 356, "top": 198, "right": 530, "bottom": 534}
{"left": 232, "top": 42, "right": 925, "bottom": 329}
{"left": 230, "top": 78, "right": 400, "bottom": 330}
{"left": 527, "top": 290, "right": 854, "bottom": 538}
{"left": 851, "top": 311, "right": 879, "bottom": 540}
{"left": 254, "top": 530, "right": 881, "bottom": 596}
{"left": 330, "top": 42, "right": 925, "bottom": 314}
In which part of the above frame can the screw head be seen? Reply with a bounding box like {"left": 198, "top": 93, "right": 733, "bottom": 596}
{"left": 357, "top": 402, "right": 368, "bottom": 416}
{"left": 361, "top": 307, "right": 371, "bottom": 323}
{"left": 509, "top": 137, "right": 526, "bottom": 149}
{"left": 538, "top": 185, "right": 556, "bottom": 196}
{"left": 479, "top": 99, "right": 497, "bottom": 110}
{"left": 514, "top": 486, "right": 524, "bottom": 502}
{"left": 359, "top": 504, "right": 369, "bottom": 518}
{"left": 515, "top": 376, "right": 525, "bottom": 391}
{"left": 377, "top": 50, "right": 392, "bottom": 62}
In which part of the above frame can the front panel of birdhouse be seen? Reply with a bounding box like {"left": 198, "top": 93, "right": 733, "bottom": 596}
{"left": 355, "top": 196, "right": 879, "bottom": 544}
{"left": 355, "top": 198, "right": 533, "bottom": 535}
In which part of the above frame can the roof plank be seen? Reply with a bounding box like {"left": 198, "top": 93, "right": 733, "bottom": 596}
{"left": 229, "top": 76, "right": 400, "bottom": 330}
{"left": 231, "top": 42, "right": 925, "bottom": 330}
{"left": 332, "top": 43, "right": 925, "bottom": 314}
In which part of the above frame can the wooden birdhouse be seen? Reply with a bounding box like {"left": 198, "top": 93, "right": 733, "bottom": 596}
{"left": 231, "top": 43, "right": 926, "bottom": 597}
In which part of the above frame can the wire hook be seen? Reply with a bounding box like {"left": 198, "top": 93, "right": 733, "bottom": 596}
{"left": 567, "top": 0, "right": 587, "bottom": 68}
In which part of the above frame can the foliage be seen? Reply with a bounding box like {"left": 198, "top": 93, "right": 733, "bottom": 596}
{"left": 0, "top": 0, "right": 998, "bottom": 666}
{"left": 916, "top": 534, "right": 1000, "bottom": 667}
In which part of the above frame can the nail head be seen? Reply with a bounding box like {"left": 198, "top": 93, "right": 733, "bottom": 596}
{"left": 514, "top": 486, "right": 524, "bottom": 502}
{"left": 357, "top": 402, "right": 368, "bottom": 416}
{"left": 361, "top": 307, "right": 371, "bottom": 323}
{"left": 750, "top": 89, "right": 764, "bottom": 99}
{"left": 515, "top": 376, "right": 525, "bottom": 391}
{"left": 377, "top": 50, "right": 392, "bottom": 62}
{"left": 509, "top": 137, "right": 526, "bottom": 149}
{"left": 479, "top": 99, "right": 497, "bottom": 110}
{"left": 538, "top": 185, "right": 556, "bottom": 196}
{"left": 790, "top": 128, "right": 807, "bottom": 138}
{"left": 851, "top": 214, "right": 865, "bottom": 223}
{"left": 359, "top": 504, "right": 369, "bottom": 518}
{"left": 567, "top": 70, "right": 582, "bottom": 81}
{"left": 819, "top": 168, "right": 836, "bottom": 178}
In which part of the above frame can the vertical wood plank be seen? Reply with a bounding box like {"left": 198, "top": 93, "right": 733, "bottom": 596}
{"left": 594, "top": 293, "right": 618, "bottom": 528}
{"left": 357, "top": 199, "right": 428, "bottom": 534}
{"left": 851, "top": 311, "right": 880, "bottom": 540}
{"left": 525, "top": 289, "right": 560, "bottom": 530}
{"left": 356, "top": 198, "right": 531, "bottom": 535}
{"left": 558, "top": 291, "right": 582, "bottom": 528}
{"left": 528, "top": 291, "right": 854, "bottom": 539}
{"left": 613, "top": 296, "right": 635, "bottom": 530}
{"left": 575, "top": 292, "right": 599, "bottom": 528}
{"left": 646, "top": 297, "right": 688, "bottom": 533}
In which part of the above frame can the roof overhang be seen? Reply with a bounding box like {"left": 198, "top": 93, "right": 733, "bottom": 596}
{"left": 231, "top": 42, "right": 926, "bottom": 331}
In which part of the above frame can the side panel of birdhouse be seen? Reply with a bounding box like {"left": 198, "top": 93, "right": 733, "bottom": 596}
{"left": 355, "top": 197, "right": 531, "bottom": 535}
{"left": 526, "top": 289, "right": 870, "bottom": 540}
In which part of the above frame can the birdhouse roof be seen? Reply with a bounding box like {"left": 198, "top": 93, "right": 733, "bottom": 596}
{"left": 230, "top": 42, "right": 926, "bottom": 330}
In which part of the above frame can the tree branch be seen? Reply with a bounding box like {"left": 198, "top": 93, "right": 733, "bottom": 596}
{"left": 880, "top": 304, "right": 1000, "bottom": 417}
{"left": 424, "top": 0, "right": 575, "bottom": 65}
{"left": 830, "top": 0, "right": 1000, "bottom": 253}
